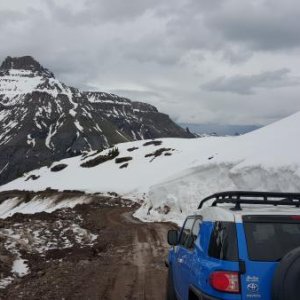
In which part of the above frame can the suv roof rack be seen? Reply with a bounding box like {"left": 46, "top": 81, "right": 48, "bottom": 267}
{"left": 198, "top": 191, "right": 300, "bottom": 211}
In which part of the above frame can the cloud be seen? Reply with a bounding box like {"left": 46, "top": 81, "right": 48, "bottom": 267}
{"left": 0, "top": 10, "right": 25, "bottom": 27}
{"left": 45, "top": 0, "right": 164, "bottom": 26}
{"left": 205, "top": 0, "right": 300, "bottom": 51}
{"left": 1, "top": 0, "right": 300, "bottom": 126}
{"left": 202, "top": 69, "right": 300, "bottom": 95}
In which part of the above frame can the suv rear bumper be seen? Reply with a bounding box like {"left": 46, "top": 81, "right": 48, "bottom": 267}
{"left": 190, "top": 285, "right": 220, "bottom": 300}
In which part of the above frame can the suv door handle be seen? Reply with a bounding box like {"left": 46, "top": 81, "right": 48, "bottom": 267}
{"left": 177, "top": 258, "right": 183, "bottom": 264}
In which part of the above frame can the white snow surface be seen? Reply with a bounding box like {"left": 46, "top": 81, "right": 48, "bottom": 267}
{"left": 0, "top": 196, "right": 93, "bottom": 219}
{"left": 2, "top": 111, "right": 300, "bottom": 224}
{"left": 0, "top": 277, "right": 14, "bottom": 289}
{"left": 0, "top": 69, "right": 74, "bottom": 104}
{"left": 12, "top": 258, "right": 29, "bottom": 277}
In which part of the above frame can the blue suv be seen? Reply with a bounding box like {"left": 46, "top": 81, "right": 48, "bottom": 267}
{"left": 166, "top": 191, "right": 300, "bottom": 300}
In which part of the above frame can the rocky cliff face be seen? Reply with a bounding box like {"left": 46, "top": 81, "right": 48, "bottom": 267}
{"left": 0, "top": 56, "right": 193, "bottom": 185}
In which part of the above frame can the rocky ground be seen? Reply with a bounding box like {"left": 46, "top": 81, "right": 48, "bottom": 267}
{"left": 0, "top": 192, "right": 175, "bottom": 300}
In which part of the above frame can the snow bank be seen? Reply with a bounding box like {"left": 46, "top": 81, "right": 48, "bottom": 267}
{"left": 135, "top": 163, "right": 300, "bottom": 225}
{"left": 0, "top": 195, "right": 93, "bottom": 219}
{"left": 2, "top": 112, "right": 300, "bottom": 223}
{"left": 1, "top": 137, "right": 229, "bottom": 196}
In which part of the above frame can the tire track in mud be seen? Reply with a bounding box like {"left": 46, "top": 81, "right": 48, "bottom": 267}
{"left": 106, "top": 209, "right": 171, "bottom": 300}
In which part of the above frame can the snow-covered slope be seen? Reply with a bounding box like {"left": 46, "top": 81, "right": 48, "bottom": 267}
{"left": 0, "top": 56, "right": 192, "bottom": 186}
{"left": 2, "top": 111, "right": 300, "bottom": 223}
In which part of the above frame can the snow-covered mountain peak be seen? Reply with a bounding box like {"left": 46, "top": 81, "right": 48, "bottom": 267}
{"left": 0, "top": 57, "right": 74, "bottom": 105}
{"left": 0, "top": 56, "right": 54, "bottom": 78}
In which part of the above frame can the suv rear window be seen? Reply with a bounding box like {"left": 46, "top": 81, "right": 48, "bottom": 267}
{"left": 244, "top": 220, "right": 300, "bottom": 261}
{"left": 208, "top": 221, "right": 238, "bottom": 261}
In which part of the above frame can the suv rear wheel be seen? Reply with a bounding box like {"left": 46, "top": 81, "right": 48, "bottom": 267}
{"left": 272, "top": 246, "right": 300, "bottom": 300}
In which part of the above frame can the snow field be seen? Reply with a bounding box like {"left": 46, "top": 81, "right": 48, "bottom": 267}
{"left": 2, "top": 111, "right": 300, "bottom": 224}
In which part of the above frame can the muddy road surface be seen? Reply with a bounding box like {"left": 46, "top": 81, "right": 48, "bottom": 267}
{"left": 0, "top": 192, "right": 175, "bottom": 300}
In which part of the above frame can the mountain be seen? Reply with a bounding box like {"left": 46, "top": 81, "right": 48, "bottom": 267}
{"left": 2, "top": 111, "right": 300, "bottom": 224}
{"left": 0, "top": 56, "right": 193, "bottom": 185}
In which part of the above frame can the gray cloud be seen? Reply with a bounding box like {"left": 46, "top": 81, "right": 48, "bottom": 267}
{"left": 203, "top": 69, "right": 300, "bottom": 95}
{"left": 1, "top": 0, "right": 300, "bottom": 126}
{"left": 205, "top": 0, "right": 300, "bottom": 51}
{"left": 45, "top": 0, "right": 163, "bottom": 25}
{"left": 0, "top": 10, "right": 25, "bottom": 26}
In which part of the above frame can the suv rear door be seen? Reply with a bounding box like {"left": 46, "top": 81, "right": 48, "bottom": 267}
{"left": 238, "top": 215, "right": 300, "bottom": 299}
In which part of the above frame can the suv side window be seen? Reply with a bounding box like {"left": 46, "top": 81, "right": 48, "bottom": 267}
{"left": 208, "top": 221, "right": 238, "bottom": 261}
{"left": 192, "top": 218, "right": 202, "bottom": 241}
{"left": 179, "top": 217, "right": 195, "bottom": 247}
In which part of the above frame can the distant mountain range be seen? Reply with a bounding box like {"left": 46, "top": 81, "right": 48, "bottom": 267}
{"left": 181, "top": 123, "right": 261, "bottom": 136}
{"left": 0, "top": 56, "right": 193, "bottom": 185}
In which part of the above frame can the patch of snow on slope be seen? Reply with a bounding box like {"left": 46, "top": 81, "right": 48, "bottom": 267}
{"left": 0, "top": 196, "right": 93, "bottom": 219}
{"left": 27, "top": 134, "right": 36, "bottom": 147}
{"left": 0, "top": 70, "right": 43, "bottom": 103}
{"left": 116, "top": 130, "right": 130, "bottom": 141}
{"left": 0, "top": 109, "right": 10, "bottom": 122}
{"left": 12, "top": 258, "right": 29, "bottom": 277}
{"left": 0, "top": 197, "right": 22, "bottom": 217}
{"left": 0, "top": 277, "right": 14, "bottom": 289}
{"left": 67, "top": 91, "right": 78, "bottom": 117}
{"left": 45, "top": 124, "right": 58, "bottom": 149}
{"left": 74, "top": 120, "right": 84, "bottom": 132}
{"left": 0, "top": 162, "right": 9, "bottom": 176}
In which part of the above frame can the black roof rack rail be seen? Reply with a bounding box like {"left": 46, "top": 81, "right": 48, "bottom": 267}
{"left": 198, "top": 191, "right": 300, "bottom": 211}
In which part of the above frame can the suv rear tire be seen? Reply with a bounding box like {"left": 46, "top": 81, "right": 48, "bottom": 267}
{"left": 166, "top": 267, "right": 177, "bottom": 300}
{"left": 272, "top": 246, "right": 300, "bottom": 300}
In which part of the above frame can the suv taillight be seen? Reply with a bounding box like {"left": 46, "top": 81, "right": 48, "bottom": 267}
{"left": 210, "top": 271, "right": 240, "bottom": 293}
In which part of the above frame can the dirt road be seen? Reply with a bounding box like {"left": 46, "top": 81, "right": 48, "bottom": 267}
{"left": 0, "top": 193, "right": 174, "bottom": 300}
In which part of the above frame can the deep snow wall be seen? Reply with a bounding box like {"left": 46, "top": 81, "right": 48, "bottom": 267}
{"left": 135, "top": 163, "right": 300, "bottom": 224}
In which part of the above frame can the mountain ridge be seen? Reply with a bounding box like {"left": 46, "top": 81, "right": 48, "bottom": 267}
{"left": 0, "top": 56, "right": 193, "bottom": 185}
{"left": 2, "top": 111, "right": 300, "bottom": 224}
{"left": 0, "top": 55, "right": 54, "bottom": 78}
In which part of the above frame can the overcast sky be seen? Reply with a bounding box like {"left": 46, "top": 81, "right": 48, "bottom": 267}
{"left": 1, "top": 0, "right": 300, "bottom": 125}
